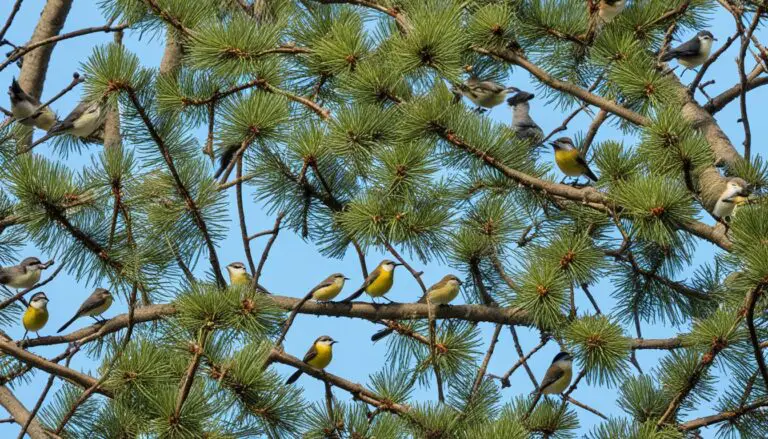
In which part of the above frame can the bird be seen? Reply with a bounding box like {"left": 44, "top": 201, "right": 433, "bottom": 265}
{"left": 525, "top": 351, "right": 574, "bottom": 418}
{"left": 340, "top": 260, "right": 402, "bottom": 303}
{"left": 660, "top": 31, "right": 717, "bottom": 73}
{"left": 285, "top": 335, "right": 337, "bottom": 384}
{"left": 46, "top": 100, "right": 106, "bottom": 139}
{"left": 226, "top": 262, "right": 251, "bottom": 286}
{"left": 598, "top": 0, "right": 626, "bottom": 23}
{"left": 371, "top": 274, "right": 462, "bottom": 342}
{"left": 507, "top": 91, "right": 544, "bottom": 146}
{"left": 713, "top": 177, "right": 749, "bottom": 222}
{"left": 0, "top": 257, "right": 50, "bottom": 292}
{"left": 550, "top": 137, "right": 599, "bottom": 184}
{"left": 455, "top": 77, "right": 519, "bottom": 112}
{"left": 309, "top": 273, "right": 349, "bottom": 302}
{"left": 57, "top": 288, "right": 113, "bottom": 333}
{"left": 8, "top": 77, "right": 57, "bottom": 130}
{"left": 213, "top": 144, "right": 239, "bottom": 179}
{"left": 22, "top": 292, "right": 50, "bottom": 340}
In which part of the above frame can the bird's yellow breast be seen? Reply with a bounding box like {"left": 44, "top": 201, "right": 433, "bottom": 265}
{"left": 542, "top": 367, "right": 572, "bottom": 395}
{"left": 554, "top": 149, "right": 584, "bottom": 177}
{"left": 428, "top": 284, "right": 460, "bottom": 305}
{"left": 308, "top": 343, "right": 333, "bottom": 369}
{"left": 366, "top": 270, "right": 394, "bottom": 297}
{"left": 23, "top": 307, "right": 48, "bottom": 332}
{"left": 230, "top": 272, "right": 251, "bottom": 286}
{"left": 85, "top": 295, "right": 113, "bottom": 316}
{"left": 313, "top": 283, "right": 343, "bottom": 301}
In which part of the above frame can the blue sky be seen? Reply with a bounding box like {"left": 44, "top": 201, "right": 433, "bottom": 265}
{"left": 0, "top": 1, "right": 766, "bottom": 437}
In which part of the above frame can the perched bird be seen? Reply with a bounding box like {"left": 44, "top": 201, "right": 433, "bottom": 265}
{"left": 8, "top": 77, "right": 57, "bottom": 130}
{"left": 340, "top": 260, "right": 402, "bottom": 303}
{"left": 310, "top": 273, "right": 349, "bottom": 302}
{"left": 57, "top": 288, "right": 113, "bottom": 333}
{"left": 661, "top": 31, "right": 717, "bottom": 72}
{"left": 525, "top": 351, "right": 574, "bottom": 418}
{"left": 213, "top": 144, "right": 239, "bottom": 179}
{"left": 47, "top": 100, "right": 106, "bottom": 139}
{"left": 371, "top": 274, "right": 462, "bottom": 342}
{"left": 598, "top": 0, "right": 626, "bottom": 23}
{"left": 0, "top": 257, "right": 50, "bottom": 292}
{"left": 456, "top": 77, "right": 519, "bottom": 112}
{"left": 22, "top": 292, "right": 50, "bottom": 340}
{"left": 226, "top": 262, "right": 251, "bottom": 286}
{"left": 550, "top": 137, "right": 599, "bottom": 184}
{"left": 507, "top": 91, "right": 544, "bottom": 145}
{"left": 713, "top": 177, "right": 749, "bottom": 221}
{"left": 285, "top": 335, "right": 337, "bottom": 384}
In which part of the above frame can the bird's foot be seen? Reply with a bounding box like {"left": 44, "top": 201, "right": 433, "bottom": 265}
{"left": 474, "top": 107, "right": 487, "bottom": 114}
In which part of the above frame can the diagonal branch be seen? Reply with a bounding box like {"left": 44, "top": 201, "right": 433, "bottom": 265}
{"left": 0, "top": 385, "right": 49, "bottom": 439}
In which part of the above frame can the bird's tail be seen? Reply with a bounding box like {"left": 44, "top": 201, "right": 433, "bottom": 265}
{"left": 9, "top": 77, "right": 24, "bottom": 98}
{"left": 659, "top": 48, "right": 676, "bottom": 62}
{"left": 371, "top": 328, "right": 394, "bottom": 342}
{"left": 45, "top": 122, "right": 67, "bottom": 137}
{"left": 340, "top": 286, "right": 365, "bottom": 303}
{"left": 57, "top": 314, "right": 79, "bottom": 333}
{"left": 584, "top": 167, "right": 599, "bottom": 183}
{"left": 213, "top": 145, "right": 238, "bottom": 179}
{"left": 285, "top": 369, "right": 303, "bottom": 385}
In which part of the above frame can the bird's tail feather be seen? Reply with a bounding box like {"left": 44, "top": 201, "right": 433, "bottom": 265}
{"left": 9, "top": 77, "right": 23, "bottom": 97}
{"left": 57, "top": 315, "right": 79, "bottom": 333}
{"left": 285, "top": 370, "right": 303, "bottom": 385}
{"left": 371, "top": 328, "right": 394, "bottom": 342}
{"left": 340, "top": 287, "right": 364, "bottom": 303}
{"left": 585, "top": 167, "right": 599, "bottom": 182}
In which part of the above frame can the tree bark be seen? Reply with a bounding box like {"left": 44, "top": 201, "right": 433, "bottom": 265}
{"left": 102, "top": 31, "right": 123, "bottom": 150}
{"left": 0, "top": 386, "right": 49, "bottom": 439}
{"left": 159, "top": 27, "right": 184, "bottom": 76}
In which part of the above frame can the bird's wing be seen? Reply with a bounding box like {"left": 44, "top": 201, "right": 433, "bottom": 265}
{"left": 538, "top": 364, "right": 566, "bottom": 392}
{"left": 575, "top": 154, "right": 599, "bottom": 182}
{"left": 50, "top": 102, "right": 88, "bottom": 132}
{"left": 0, "top": 266, "right": 21, "bottom": 284}
{"left": 76, "top": 293, "right": 107, "bottom": 316}
{"left": 302, "top": 344, "right": 319, "bottom": 363}
{"left": 471, "top": 81, "right": 505, "bottom": 94}
{"left": 667, "top": 38, "right": 701, "bottom": 58}
{"left": 309, "top": 276, "right": 336, "bottom": 294}
{"left": 361, "top": 266, "right": 381, "bottom": 289}
{"left": 418, "top": 279, "right": 445, "bottom": 303}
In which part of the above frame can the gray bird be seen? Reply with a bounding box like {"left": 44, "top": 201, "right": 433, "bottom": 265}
{"left": 0, "top": 257, "right": 51, "bottom": 291}
{"left": 57, "top": 288, "right": 114, "bottom": 333}
{"left": 661, "top": 31, "right": 717, "bottom": 72}
{"left": 213, "top": 144, "right": 239, "bottom": 179}
{"left": 507, "top": 91, "right": 544, "bottom": 145}
{"left": 455, "top": 77, "right": 519, "bottom": 112}
{"left": 47, "top": 100, "right": 106, "bottom": 139}
{"left": 8, "top": 78, "right": 57, "bottom": 131}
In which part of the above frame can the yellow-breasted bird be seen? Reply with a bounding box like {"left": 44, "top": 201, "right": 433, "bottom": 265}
{"left": 22, "top": 292, "right": 50, "bottom": 340}
{"left": 57, "top": 288, "right": 113, "bottom": 333}
{"left": 371, "top": 274, "right": 463, "bottom": 342}
{"left": 0, "top": 257, "right": 51, "bottom": 292}
{"left": 226, "top": 262, "right": 251, "bottom": 286}
{"left": 310, "top": 273, "right": 349, "bottom": 302}
{"left": 550, "top": 137, "right": 599, "bottom": 184}
{"left": 340, "top": 260, "right": 402, "bottom": 303}
{"left": 285, "top": 335, "right": 337, "bottom": 384}
{"left": 524, "top": 351, "right": 574, "bottom": 419}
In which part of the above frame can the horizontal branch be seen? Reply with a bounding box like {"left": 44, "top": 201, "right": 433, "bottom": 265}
{"left": 679, "top": 398, "right": 768, "bottom": 431}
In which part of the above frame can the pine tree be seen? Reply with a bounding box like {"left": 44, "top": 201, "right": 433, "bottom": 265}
{"left": 0, "top": 0, "right": 767, "bottom": 437}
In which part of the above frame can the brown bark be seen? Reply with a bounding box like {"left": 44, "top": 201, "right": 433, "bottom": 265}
{"left": 102, "top": 31, "right": 123, "bottom": 150}
{"left": 159, "top": 27, "right": 184, "bottom": 76}
{"left": 0, "top": 386, "right": 49, "bottom": 439}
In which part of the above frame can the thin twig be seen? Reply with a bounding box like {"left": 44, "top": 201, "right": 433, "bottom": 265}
{"left": 275, "top": 287, "right": 318, "bottom": 348}
{"left": 236, "top": 158, "right": 257, "bottom": 276}
{"left": 351, "top": 239, "right": 368, "bottom": 278}
{"left": 17, "top": 348, "right": 76, "bottom": 439}
{"left": 17, "top": 73, "right": 84, "bottom": 125}
{"left": 510, "top": 326, "right": 538, "bottom": 387}
{"left": 383, "top": 241, "right": 426, "bottom": 293}
{"left": 745, "top": 284, "right": 768, "bottom": 391}
{"left": 689, "top": 32, "right": 740, "bottom": 93}
{"left": 471, "top": 323, "right": 503, "bottom": 396}
{"left": 580, "top": 283, "right": 601, "bottom": 314}
{"left": 173, "top": 329, "right": 209, "bottom": 421}
{"left": 492, "top": 336, "right": 548, "bottom": 388}
{"left": 253, "top": 212, "right": 285, "bottom": 286}
{"left": 0, "top": 0, "right": 23, "bottom": 43}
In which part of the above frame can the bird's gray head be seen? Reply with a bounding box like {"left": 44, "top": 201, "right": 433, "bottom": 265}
{"left": 724, "top": 177, "right": 750, "bottom": 197}
{"left": 331, "top": 273, "right": 350, "bottom": 281}
{"left": 380, "top": 260, "right": 402, "bottom": 271}
{"left": 443, "top": 274, "right": 462, "bottom": 285}
{"left": 506, "top": 91, "right": 535, "bottom": 106}
{"left": 552, "top": 351, "right": 572, "bottom": 364}
{"left": 227, "top": 262, "right": 247, "bottom": 273}
{"left": 20, "top": 257, "right": 43, "bottom": 272}
{"left": 94, "top": 288, "right": 113, "bottom": 299}
{"left": 697, "top": 31, "right": 716, "bottom": 42}
{"left": 315, "top": 335, "right": 337, "bottom": 346}
{"left": 550, "top": 137, "right": 576, "bottom": 151}
{"left": 29, "top": 292, "right": 49, "bottom": 309}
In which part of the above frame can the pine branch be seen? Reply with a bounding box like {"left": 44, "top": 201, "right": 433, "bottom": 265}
{"left": 471, "top": 323, "right": 502, "bottom": 396}
{"left": 689, "top": 32, "right": 739, "bottom": 93}
{"left": 18, "top": 348, "right": 76, "bottom": 439}
{"left": 490, "top": 336, "right": 548, "bottom": 389}
{"left": 236, "top": 159, "right": 257, "bottom": 276}
{"left": 0, "top": 386, "right": 49, "bottom": 439}
{"left": 679, "top": 398, "right": 768, "bottom": 431}
{"left": 745, "top": 284, "right": 768, "bottom": 391}
{"left": 173, "top": 329, "right": 209, "bottom": 422}
{"left": 733, "top": 5, "right": 764, "bottom": 161}
{"left": 0, "top": 0, "right": 23, "bottom": 43}
{"left": 253, "top": 212, "right": 285, "bottom": 286}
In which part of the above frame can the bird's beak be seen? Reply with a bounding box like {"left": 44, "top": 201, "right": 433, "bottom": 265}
{"left": 344, "top": 277, "right": 350, "bottom": 280}
{"left": 393, "top": 263, "right": 403, "bottom": 267}
{"left": 507, "top": 87, "right": 520, "bottom": 93}
{"left": 331, "top": 340, "right": 338, "bottom": 344}
{"left": 713, "top": 37, "right": 718, "bottom": 41}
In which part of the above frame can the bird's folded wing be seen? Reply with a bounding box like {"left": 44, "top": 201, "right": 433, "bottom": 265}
{"left": 302, "top": 345, "right": 318, "bottom": 363}
{"left": 668, "top": 40, "right": 701, "bottom": 57}
{"left": 471, "top": 81, "right": 505, "bottom": 93}
{"left": 538, "top": 366, "right": 565, "bottom": 392}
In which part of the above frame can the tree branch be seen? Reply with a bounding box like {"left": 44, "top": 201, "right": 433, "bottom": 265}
{"left": 0, "top": 386, "right": 49, "bottom": 439}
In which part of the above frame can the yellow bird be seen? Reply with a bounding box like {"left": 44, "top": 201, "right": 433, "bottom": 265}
{"left": 371, "top": 274, "right": 463, "bottom": 342}
{"left": 22, "top": 292, "right": 50, "bottom": 340}
{"left": 341, "top": 260, "right": 402, "bottom": 302}
{"left": 285, "top": 335, "right": 337, "bottom": 384}
{"left": 226, "top": 262, "right": 251, "bottom": 286}
{"left": 57, "top": 288, "right": 113, "bottom": 333}
{"left": 550, "top": 137, "right": 599, "bottom": 184}
{"left": 310, "top": 273, "right": 349, "bottom": 302}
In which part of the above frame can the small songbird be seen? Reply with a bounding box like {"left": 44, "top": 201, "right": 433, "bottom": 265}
{"left": 285, "top": 335, "right": 337, "bottom": 384}
{"left": 57, "top": 288, "right": 114, "bottom": 333}
{"left": 47, "top": 100, "right": 106, "bottom": 139}
{"left": 598, "top": 0, "right": 626, "bottom": 23}
{"left": 0, "top": 257, "right": 50, "bottom": 292}
{"left": 213, "top": 144, "right": 239, "bottom": 179}
{"left": 341, "top": 260, "right": 402, "bottom": 303}
{"left": 456, "top": 77, "right": 519, "bottom": 112}
{"left": 309, "top": 273, "right": 349, "bottom": 302}
{"left": 22, "top": 292, "right": 50, "bottom": 340}
{"left": 713, "top": 177, "right": 749, "bottom": 222}
{"left": 507, "top": 91, "right": 543, "bottom": 145}
{"left": 226, "top": 262, "right": 251, "bottom": 286}
{"left": 371, "top": 274, "right": 462, "bottom": 342}
{"left": 661, "top": 31, "right": 717, "bottom": 72}
{"left": 525, "top": 351, "right": 574, "bottom": 418}
{"left": 8, "top": 77, "right": 57, "bottom": 130}
{"left": 550, "top": 137, "right": 599, "bottom": 184}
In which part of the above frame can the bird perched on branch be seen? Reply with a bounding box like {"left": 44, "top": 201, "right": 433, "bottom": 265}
{"left": 57, "top": 288, "right": 113, "bottom": 333}
{"left": 47, "top": 100, "right": 106, "bottom": 139}
{"left": 524, "top": 351, "right": 574, "bottom": 418}
{"left": 341, "top": 260, "right": 402, "bottom": 303}
{"left": 550, "top": 137, "right": 599, "bottom": 184}
{"left": 309, "top": 273, "right": 349, "bottom": 302}
{"left": 507, "top": 91, "right": 543, "bottom": 146}
{"left": 598, "top": 0, "right": 626, "bottom": 23}
{"left": 226, "top": 262, "right": 251, "bottom": 286}
{"left": 0, "top": 257, "right": 52, "bottom": 293}
{"left": 285, "top": 335, "right": 337, "bottom": 384}
{"left": 371, "top": 274, "right": 462, "bottom": 342}
{"left": 713, "top": 177, "right": 749, "bottom": 222}
{"left": 8, "top": 77, "right": 57, "bottom": 130}
{"left": 661, "top": 31, "right": 717, "bottom": 74}
{"left": 22, "top": 292, "right": 50, "bottom": 340}
{"left": 454, "top": 77, "right": 519, "bottom": 112}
